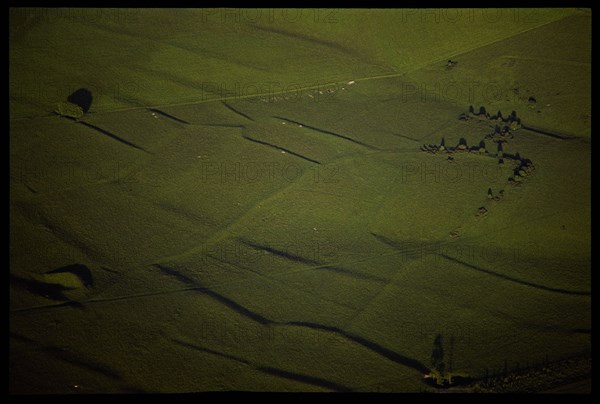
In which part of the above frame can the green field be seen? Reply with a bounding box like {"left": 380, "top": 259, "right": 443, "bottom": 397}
{"left": 9, "top": 8, "right": 591, "bottom": 393}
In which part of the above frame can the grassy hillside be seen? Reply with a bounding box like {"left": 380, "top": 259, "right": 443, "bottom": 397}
{"left": 10, "top": 8, "right": 575, "bottom": 117}
{"left": 10, "top": 8, "right": 590, "bottom": 393}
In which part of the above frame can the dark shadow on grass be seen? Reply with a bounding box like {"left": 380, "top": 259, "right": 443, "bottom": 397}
{"left": 11, "top": 332, "right": 121, "bottom": 380}
{"left": 391, "top": 133, "right": 421, "bottom": 143}
{"left": 10, "top": 332, "right": 151, "bottom": 392}
{"left": 200, "top": 123, "right": 246, "bottom": 129}
{"left": 241, "top": 135, "right": 321, "bottom": 165}
{"left": 273, "top": 115, "right": 378, "bottom": 150}
{"left": 286, "top": 321, "right": 430, "bottom": 374}
{"left": 369, "top": 232, "right": 437, "bottom": 259}
{"left": 370, "top": 232, "right": 403, "bottom": 250}
{"left": 239, "top": 238, "right": 322, "bottom": 265}
{"left": 77, "top": 121, "right": 147, "bottom": 152}
{"left": 196, "top": 288, "right": 273, "bottom": 326}
{"left": 440, "top": 254, "right": 591, "bottom": 296}
{"left": 196, "top": 123, "right": 321, "bottom": 164}
{"left": 257, "top": 366, "right": 353, "bottom": 392}
{"left": 250, "top": 24, "right": 359, "bottom": 58}
{"left": 319, "top": 265, "right": 388, "bottom": 283}
{"left": 221, "top": 101, "right": 254, "bottom": 121}
{"left": 151, "top": 264, "right": 195, "bottom": 285}
{"left": 67, "top": 88, "right": 93, "bottom": 113}
{"left": 40, "top": 345, "right": 123, "bottom": 380}
{"left": 10, "top": 273, "right": 70, "bottom": 302}
{"left": 170, "top": 285, "right": 429, "bottom": 375}
{"left": 521, "top": 125, "right": 575, "bottom": 139}
{"left": 12, "top": 271, "right": 429, "bottom": 375}
{"left": 171, "top": 338, "right": 352, "bottom": 391}
{"left": 147, "top": 108, "right": 190, "bottom": 124}
{"left": 171, "top": 338, "right": 251, "bottom": 365}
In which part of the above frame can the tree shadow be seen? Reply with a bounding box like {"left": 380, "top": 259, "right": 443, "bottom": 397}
{"left": 67, "top": 88, "right": 93, "bottom": 113}
{"left": 431, "top": 334, "right": 445, "bottom": 374}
